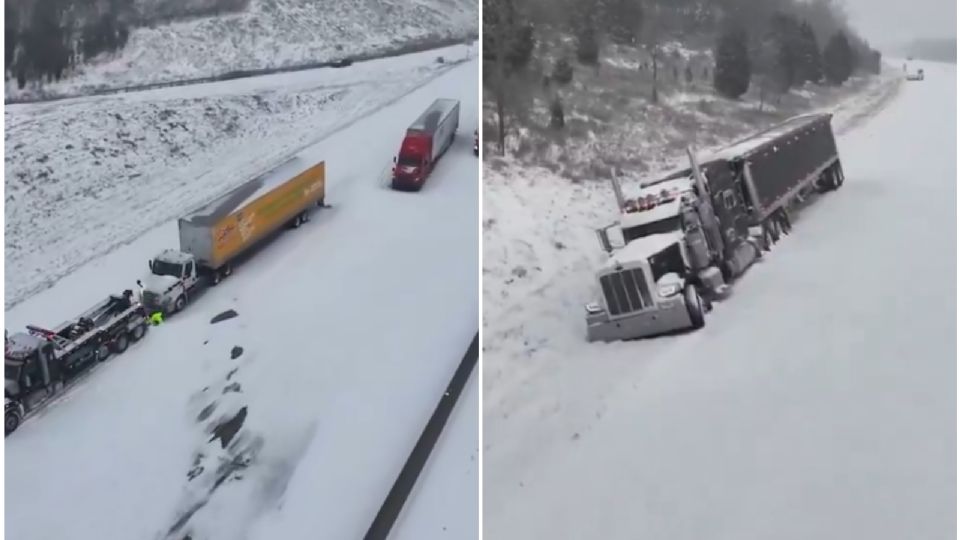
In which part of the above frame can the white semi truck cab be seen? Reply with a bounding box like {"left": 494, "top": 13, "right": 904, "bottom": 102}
{"left": 140, "top": 249, "right": 206, "bottom": 315}
{"left": 585, "top": 169, "right": 721, "bottom": 342}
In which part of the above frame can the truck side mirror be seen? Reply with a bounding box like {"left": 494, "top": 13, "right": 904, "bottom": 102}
{"left": 606, "top": 226, "right": 626, "bottom": 250}
{"left": 596, "top": 224, "right": 625, "bottom": 253}
{"left": 147, "top": 260, "right": 153, "bottom": 271}
{"left": 393, "top": 156, "right": 397, "bottom": 163}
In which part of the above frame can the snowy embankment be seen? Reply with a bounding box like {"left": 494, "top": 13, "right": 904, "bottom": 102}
{"left": 5, "top": 55, "right": 478, "bottom": 539}
{"left": 7, "top": 0, "right": 477, "bottom": 99}
{"left": 5, "top": 43, "right": 473, "bottom": 309}
{"left": 483, "top": 61, "right": 955, "bottom": 539}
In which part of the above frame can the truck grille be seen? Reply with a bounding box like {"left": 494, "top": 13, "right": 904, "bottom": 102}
{"left": 142, "top": 291, "right": 160, "bottom": 310}
{"left": 600, "top": 268, "right": 653, "bottom": 316}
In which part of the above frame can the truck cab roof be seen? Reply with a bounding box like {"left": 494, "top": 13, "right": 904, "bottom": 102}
{"left": 601, "top": 230, "right": 685, "bottom": 271}
{"left": 619, "top": 176, "right": 694, "bottom": 230}
{"left": 154, "top": 248, "right": 194, "bottom": 264}
{"left": 4, "top": 332, "right": 44, "bottom": 360}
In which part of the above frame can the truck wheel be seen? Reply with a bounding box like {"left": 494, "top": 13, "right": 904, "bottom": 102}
{"left": 223, "top": 264, "right": 233, "bottom": 278}
{"left": 5, "top": 410, "right": 21, "bottom": 435}
{"left": 129, "top": 323, "right": 147, "bottom": 342}
{"left": 684, "top": 285, "right": 706, "bottom": 330}
{"left": 97, "top": 343, "right": 112, "bottom": 362}
{"left": 174, "top": 295, "right": 187, "bottom": 312}
{"left": 112, "top": 334, "right": 129, "bottom": 354}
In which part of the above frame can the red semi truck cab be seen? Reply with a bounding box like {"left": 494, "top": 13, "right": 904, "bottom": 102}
{"left": 392, "top": 98, "right": 460, "bottom": 191}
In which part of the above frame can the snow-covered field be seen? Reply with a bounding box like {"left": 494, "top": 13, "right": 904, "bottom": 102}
{"left": 5, "top": 43, "right": 473, "bottom": 309}
{"left": 482, "top": 61, "right": 955, "bottom": 539}
{"left": 7, "top": 0, "right": 477, "bottom": 98}
{"left": 5, "top": 54, "right": 478, "bottom": 539}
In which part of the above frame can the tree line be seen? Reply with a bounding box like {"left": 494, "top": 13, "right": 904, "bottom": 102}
{"left": 484, "top": 0, "right": 882, "bottom": 153}
{"left": 5, "top": 0, "right": 250, "bottom": 89}
{"left": 6, "top": 0, "right": 134, "bottom": 88}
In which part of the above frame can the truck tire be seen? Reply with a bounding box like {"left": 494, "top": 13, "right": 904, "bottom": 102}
{"left": 174, "top": 295, "right": 187, "bottom": 312}
{"left": 112, "top": 334, "right": 129, "bottom": 354}
{"left": 684, "top": 285, "right": 706, "bottom": 330}
{"left": 223, "top": 264, "right": 233, "bottom": 278}
{"left": 5, "top": 409, "right": 21, "bottom": 435}
{"left": 97, "top": 343, "right": 112, "bottom": 362}
{"left": 129, "top": 323, "right": 147, "bottom": 342}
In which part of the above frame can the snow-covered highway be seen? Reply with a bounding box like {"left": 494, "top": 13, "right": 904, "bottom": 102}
{"left": 483, "top": 60, "right": 956, "bottom": 540}
{"left": 5, "top": 51, "right": 478, "bottom": 540}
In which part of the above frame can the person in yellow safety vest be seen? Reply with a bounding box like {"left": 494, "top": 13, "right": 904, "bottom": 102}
{"left": 149, "top": 311, "right": 164, "bottom": 326}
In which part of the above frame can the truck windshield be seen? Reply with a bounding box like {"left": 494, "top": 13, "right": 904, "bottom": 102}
{"left": 398, "top": 155, "right": 420, "bottom": 168}
{"left": 152, "top": 260, "right": 183, "bottom": 278}
{"left": 5, "top": 360, "right": 21, "bottom": 382}
{"left": 623, "top": 215, "right": 681, "bottom": 243}
{"left": 648, "top": 243, "right": 686, "bottom": 282}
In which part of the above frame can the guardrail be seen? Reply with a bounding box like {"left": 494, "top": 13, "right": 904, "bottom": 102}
{"left": 364, "top": 331, "right": 479, "bottom": 540}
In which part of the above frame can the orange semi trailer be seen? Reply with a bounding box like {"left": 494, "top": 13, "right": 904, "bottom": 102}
{"left": 139, "top": 157, "right": 326, "bottom": 314}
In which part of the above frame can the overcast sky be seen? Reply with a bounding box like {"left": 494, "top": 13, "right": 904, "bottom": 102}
{"left": 841, "top": 0, "right": 957, "bottom": 49}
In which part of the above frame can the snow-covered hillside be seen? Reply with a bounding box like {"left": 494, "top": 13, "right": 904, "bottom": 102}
{"left": 4, "top": 43, "right": 473, "bottom": 309}
{"left": 5, "top": 53, "right": 478, "bottom": 539}
{"left": 482, "top": 62, "right": 955, "bottom": 539}
{"left": 7, "top": 0, "right": 477, "bottom": 99}
{"left": 482, "top": 42, "right": 887, "bottom": 178}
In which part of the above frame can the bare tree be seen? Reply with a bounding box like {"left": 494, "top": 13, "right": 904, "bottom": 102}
{"left": 640, "top": 0, "right": 662, "bottom": 104}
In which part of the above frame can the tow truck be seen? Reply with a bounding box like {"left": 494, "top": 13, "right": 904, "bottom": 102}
{"left": 5, "top": 291, "right": 149, "bottom": 434}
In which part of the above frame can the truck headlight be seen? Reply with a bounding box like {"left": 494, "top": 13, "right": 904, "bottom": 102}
{"left": 658, "top": 283, "right": 682, "bottom": 297}
{"left": 585, "top": 302, "right": 604, "bottom": 315}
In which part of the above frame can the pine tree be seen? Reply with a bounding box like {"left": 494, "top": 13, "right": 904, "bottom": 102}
{"left": 823, "top": 31, "right": 853, "bottom": 85}
{"left": 603, "top": 0, "right": 643, "bottom": 46}
{"left": 797, "top": 22, "right": 822, "bottom": 83}
{"left": 714, "top": 26, "right": 750, "bottom": 99}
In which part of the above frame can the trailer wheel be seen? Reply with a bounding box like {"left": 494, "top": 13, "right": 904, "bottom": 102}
{"left": 97, "top": 343, "right": 112, "bottom": 362}
{"left": 684, "top": 285, "right": 706, "bottom": 330}
{"left": 129, "top": 323, "right": 147, "bottom": 342}
{"left": 5, "top": 409, "right": 21, "bottom": 435}
{"left": 112, "top": 334, "right": 130, "bottom": 354}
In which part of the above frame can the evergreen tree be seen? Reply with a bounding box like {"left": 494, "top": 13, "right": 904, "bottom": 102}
{"left": 483, "top": 0, "right": 535, "bottom": 73}
{"left": 575, "top": 23, "right": 600, "bottom": 65}
{"left": 571, "top": 0, "right": 601, "bottom": 65}
{"left": 603, "top": 0, "right": 643, "bottom": 46}
{"left": 822, "top": 31, "right": 853, "bottom": 84}
{"left": 5, "top": 3, "right": 19, "bottom": 72}
{"left": 797, "top": 22, "right": 823, "bottom": 83}
{"left": 714, "top": 26, "right": 750, "bottom": 98}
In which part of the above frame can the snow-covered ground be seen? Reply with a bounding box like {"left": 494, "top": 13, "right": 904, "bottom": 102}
{"left": 5, "top": 43, "right": 473, "bottom": 309}
{"left": 7, "top": 0, "right": 477, "bottom": 99}
{"left": 5, "top": 54, "right": 478, "bottom": 539}
{"left": 482, "top": 61, "right": 955, "bottom": 539}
